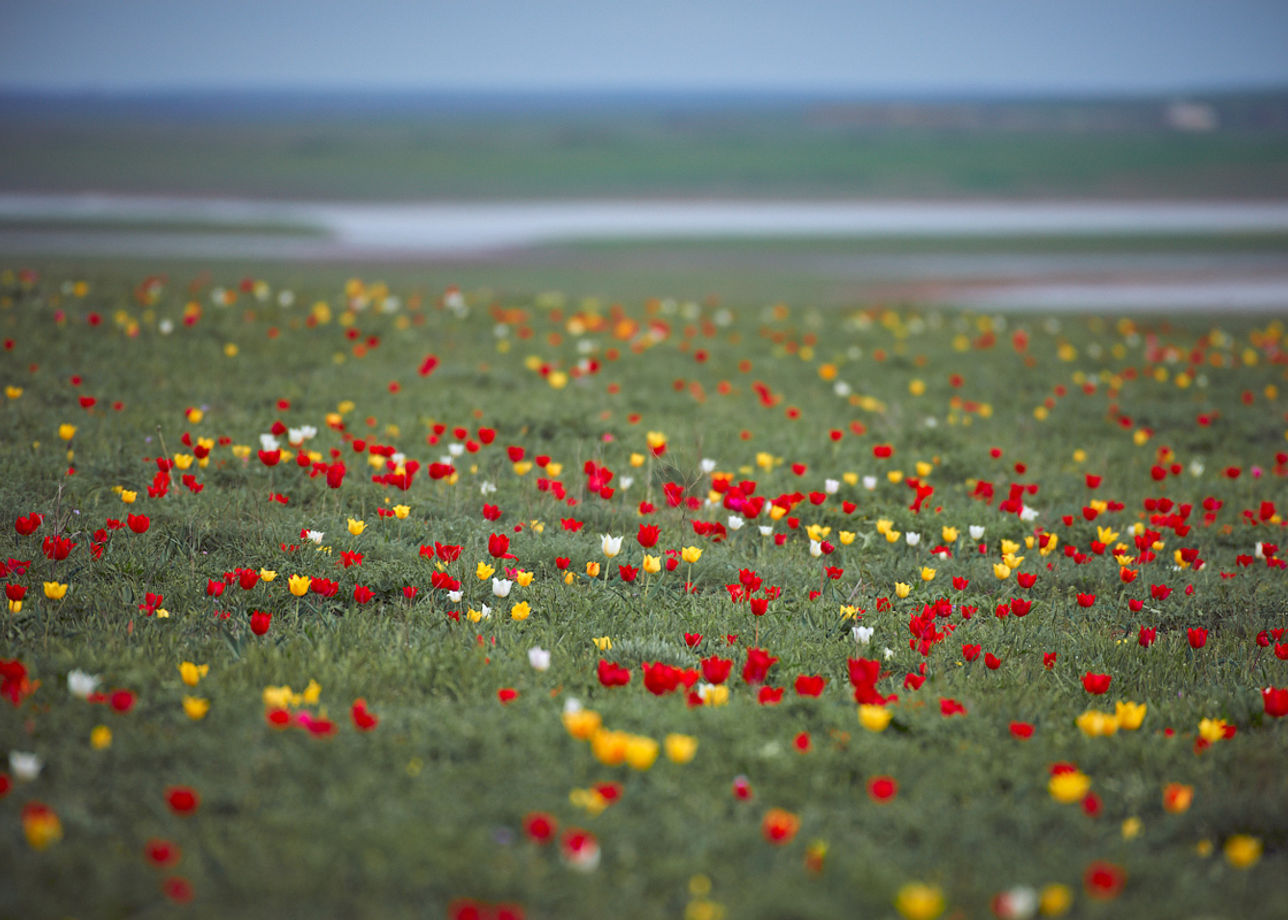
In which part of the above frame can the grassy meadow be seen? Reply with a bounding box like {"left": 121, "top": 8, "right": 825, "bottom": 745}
{"left": 1, "top": 261, "right": 1287, "bottom": 920}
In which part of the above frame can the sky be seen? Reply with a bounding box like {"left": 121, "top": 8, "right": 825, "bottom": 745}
{"left": 3, "top": 0, "right": 1287, "bottom": 95}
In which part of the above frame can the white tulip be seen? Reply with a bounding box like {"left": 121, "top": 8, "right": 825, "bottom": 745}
{"left": 601, "top": 534, "right": 623, "bottom": 557}
{"left": 528, "top": 647, "right": 551, "bottom": 672}
{"left": 9, "top": 751, "right": 41, "bottom": 781}
{"left": 492, "top": 578, "right": 513, "bottom": 598}
{"left": 969, "top": 525, "right": 986, "bottom": 540}
{"left": 67, "top": 669, "right": 100, "bottom": 699}
{"left": 852, "top": 626, "right": 874, "bottom": 645}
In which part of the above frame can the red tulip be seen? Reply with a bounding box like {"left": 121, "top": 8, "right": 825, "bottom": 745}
{"left": 742, "top": 648, "right": 778, "bottom": 685}
{"left": 794, "top": 674, "right": 826, "bottom": 697}
{"left": 249, "top": 610, "right": 271, "bottom": 636}
{"left": 700, "top": 656, "right": 732, "bottom": 684}
{"left": 1082, "top": 672, "right": 1112, "bottom": 695}
{"left": 1262, "top": 687, "right": 1288, "bottom": 718}
{"left": 487, "top": 532, "right": 515, "bottom": 559}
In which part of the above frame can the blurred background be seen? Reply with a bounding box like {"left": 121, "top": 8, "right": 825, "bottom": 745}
{"left": 2, "top": 0, "right": 1287, "bottom": 308}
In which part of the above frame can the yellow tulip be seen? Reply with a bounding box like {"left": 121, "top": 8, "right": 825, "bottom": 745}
{"left": 91, "top": 725, "right": 112, "bottom": 750}
{"left": 1224, "top": 835, "right": 1262, "bottom": 868}
{"left": 681, "top": 546, "right": 702, "bottom": 564}
{"left": 664, "top": 733, "right": 699, "bottom": 764}
{"left": 178, "top": 662, "right": 209, "bottom": 686}
{"left": 700, "top": 684, "right": 729, "bottom": 706}
{"left": 642, "top": 554, "right": 661, "bottom": 574}
{"left": 346, "top": 518, "right": 365, "bottom": 536}
{"left": 120, "top": 490, "right": 137, "bottom": 504}
{"left": 58, "top": 423, "right": 77, "bottom": 441}
{"left": 562, "top": 709, "right": 602, "bottom": 740}
{"left": 919, "top": 567, "right": 936, "bottom": 582}
{"left": 1198, "top": 717, "right": 1230, "bottom": 743}
{"left": 43, "top": 582, "right": 68, "bottom": 600}
{"left": 516, "top": 570, "right": 535, "bottom": 586}
{"left": 1114, "top": 701, "right": 1146, "bottom": 730}
{"left": 591, "top": 729, "right": 630, "bottom": 766}
{"left": 858, "top": 705, "right": 892, "bottom": 733}
{"left": 510, "top": 601, "right": 531, "bottom": 621}
{"left": 1039, "top": 883, "right": 1073, "bottom": 916}
{"left": 288, "top": 574, "right": 311, "bottom": 597}
{"left": 476, "top": 562, "right": 495, "bottom": 580}
{"left": 182, "top": 696, "right": 210, "bottom": 721}
{"left": 894, "top": 882, "right": 945, "bottom": 920}
{"left": 941, "top": 526, "right": 958, "bottom": 542}
{"left": 895, "top": 582, "right": 911, "bottom": 598}
{"left": 1076, "top": 710, "right": 1119, "bottom": 737}
{"left": 258, "top": 568, "right": 277, "bottom": 582}
{"left": 838, "top": 531, "right": 856, "bottom": 545}
{"left": 585, "top": 561, "right": 601, "bottom": 577}
{"left": 993, "top": 562, "right": 1012, "bottom": 580}
{"left": 393, "top": 504, "right": 411, "bottom": 519}
{"left": 592, "top": 636, "right": 612, "bottom": 651}
{"left": 625, "top": 735, "right": 659, "bottom": 771}
{"left": 1048, "top": 770, "right": 1091, "bottom": 803}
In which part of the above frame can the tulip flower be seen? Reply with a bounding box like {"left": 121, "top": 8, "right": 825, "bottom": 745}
{"left": 1114, "top": 700, "right": 1146, "bottom": 730}
{"left": 664, "top": 733, "right": 698, "bottom": 763}
{"left": 346, "top": 518, "right": 365, "bottom": 536}
{"left": 21, "top": 802, "right": 62, "bottom": 850}
{"left": 43, "top": 582, "right": 68, "bottom": 600}
{"left": 288, "top": 574, "right": 311, "bottom": 596}
{"left": 601, "top": 534, "right": 623, "bottom": 557}
{"left": 1082, "top": 672, "right": 1111, "bottom": 694}
{"left": 1083, "top": 861, "right": 1126, "bottom": 900}
{"left": 178, "top": 662, "right": 208, "bottom": 686}
{"left": 1262, "top": 686, "right": 1288, "bottom": 718}
{"left": 895, "top": 883, "right": 945, "bottom": 920}
{"left": 1162, "top": 782, "right": 1193, "bottom": 813}
{"left": 249, "top": 610, "right": 271, "bottom": 636}
{"left": 1224, "top": 835, "right": 1262, "bottom": 868}
{"left": 182, "top": 696, "right": 210, "bottom": 720}
{"left": 858, "top": 704, "right": 892, "bottom": 732}
{"left": 1049, "top": 769, "right": 1091, "bottom": 803}
{"left": 761, "top": 808, "right": 800, "bottom": 845}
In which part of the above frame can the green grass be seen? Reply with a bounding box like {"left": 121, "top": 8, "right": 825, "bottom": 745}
{"left": 1, "top": 260, "right": 1287, "bottom": 919}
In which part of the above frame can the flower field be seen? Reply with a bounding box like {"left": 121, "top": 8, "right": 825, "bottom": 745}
{"left": 1, "top": 265, "right": 1286, "bottom": 919}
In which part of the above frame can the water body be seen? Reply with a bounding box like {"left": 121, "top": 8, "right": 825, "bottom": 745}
{"left": 2, "top": 193, "right": 1288, "bottom": 310}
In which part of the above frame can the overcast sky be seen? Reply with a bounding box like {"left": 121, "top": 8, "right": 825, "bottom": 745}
{"left": 4, "top": 0, "right": 1287, "bottom": 95}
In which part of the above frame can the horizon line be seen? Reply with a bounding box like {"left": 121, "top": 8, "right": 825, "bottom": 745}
{"left": 2, "top": 81, "right": 1287, "bottom": 101}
